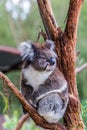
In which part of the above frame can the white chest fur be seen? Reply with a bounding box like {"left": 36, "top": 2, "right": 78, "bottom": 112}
{"left": 22, "top": 65, "right": 53, "bottom": 91}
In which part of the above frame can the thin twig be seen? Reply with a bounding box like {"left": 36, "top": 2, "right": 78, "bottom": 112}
{"left": 36, "top": 29, "right": 47, "bottom": 42}
{"left": 15, "top": 113, "right": 30, "bottom": 130}
{"left": 76, "top": 63, "right": 87, "bottom": 74}
{"left": 76, "top": 51, "right": 80, "bottom": 57}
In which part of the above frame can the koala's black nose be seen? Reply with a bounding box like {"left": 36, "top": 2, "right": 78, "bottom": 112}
{"left": 49, "top": 57, "right": 55, "bottom": 65}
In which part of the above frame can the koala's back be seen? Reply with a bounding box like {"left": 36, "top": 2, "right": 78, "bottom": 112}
{"left": 37, "top": 93, "right": 66, "bottom": 123}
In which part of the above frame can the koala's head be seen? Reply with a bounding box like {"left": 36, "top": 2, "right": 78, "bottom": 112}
{"left": 19, "top": 40, "right": 57, "bottom": 72}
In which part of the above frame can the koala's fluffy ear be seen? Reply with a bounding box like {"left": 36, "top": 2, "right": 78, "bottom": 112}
{"left": 18, "top": 41, "right": 34, "bottom": 61}
{"left": 45, "top": 39, "right": 55, "bottom": 50}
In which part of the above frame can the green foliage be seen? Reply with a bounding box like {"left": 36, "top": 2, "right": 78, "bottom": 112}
{"left": 81, "top": 100, "right": 87, "bottom": 129}
{"left": 76, "top": 0, "right": 87, "bottom": 99}
{"left": 0, "top": 1, "right": 15, "bottom": 46}
{"left": 3, "top": 111, "right": 19, "bottom": 130}
{"left": 0, "top": 71, "right": 21, "bottom": 113}
{"left": 0, "top": 91, "right": 9, "bottom": 113}
{"left": 3, "top": 110, "right": 42, "bottom": 130}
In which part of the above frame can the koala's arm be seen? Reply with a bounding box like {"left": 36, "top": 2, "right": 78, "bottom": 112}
{"left": 21, "top": 76, "right": 33, "bottom": 113}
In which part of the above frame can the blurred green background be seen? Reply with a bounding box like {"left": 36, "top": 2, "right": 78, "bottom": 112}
{"left": 0, "top": 0, "right": 87, "bottom": 129}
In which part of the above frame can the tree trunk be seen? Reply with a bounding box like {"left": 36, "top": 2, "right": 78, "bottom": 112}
{"left": 37, "top": 0, "right": 85, "bottom": 129}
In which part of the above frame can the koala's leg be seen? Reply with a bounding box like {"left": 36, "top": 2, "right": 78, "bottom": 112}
{"left": 37, "top": 93, "right": 68, "bottom": 123}
{"left": 21, "top": 81, "right": 33, "bottom": 114}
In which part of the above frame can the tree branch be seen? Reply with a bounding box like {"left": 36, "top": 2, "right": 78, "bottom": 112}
{"left": 0, "top": 46, "right": 20, "bottom": 55}
{"left": 37, "top": 0, "right": 58, "bottom": 40}
{"left": 0, "top": 46, "right": 21, "bottom": 73}
{"left": 15, "top": 113, "right": 30, "bottom": 130}
{"left": 64, "top": 0, "right": 83, "bottom": 40}
{"left": 0, "top": 72, "right": 66, "bottom": 130}
{"left": 76, "top": 63, "right": 87, "bottom": 74}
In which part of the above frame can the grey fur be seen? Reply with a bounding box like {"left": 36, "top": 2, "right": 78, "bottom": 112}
{"left": 19, "top": 40, "right": 69, "bottom": 123}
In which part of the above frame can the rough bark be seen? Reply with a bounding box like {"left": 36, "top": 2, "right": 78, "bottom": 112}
{"left": 37, "top": 0, "right": 58, "bottom": 40}
{"left": 37, "top": 0, "right": 85, "bottom": 130}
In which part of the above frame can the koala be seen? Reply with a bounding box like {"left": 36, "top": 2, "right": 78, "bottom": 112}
{"left": 19, "top": 40, "right": 69, "bottom": 123}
